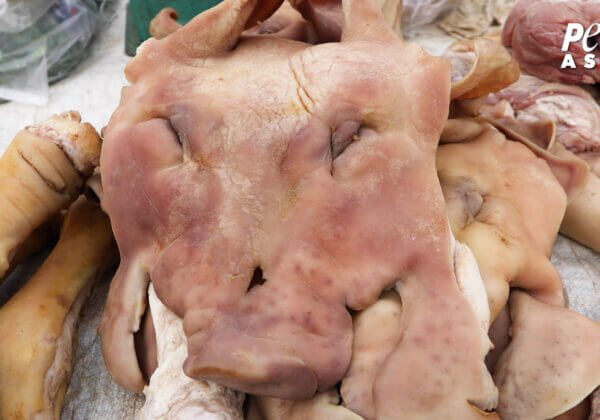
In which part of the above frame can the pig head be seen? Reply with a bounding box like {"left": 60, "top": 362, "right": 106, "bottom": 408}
{"left": 99, "top": 0, "right": 495, "bottom": 413}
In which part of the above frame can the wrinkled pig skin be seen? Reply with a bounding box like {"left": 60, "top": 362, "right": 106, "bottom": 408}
{"left": 437, "top": 123, "right": 567, "bottom": 320}
{"left": 494, "top": 291, "right": 600, "bottom": 420}
{"left": 100, "top": 0, "right": 497, "bottom": 414}
{"left": 503, "top": 0, "right": 600, "bottom": 85}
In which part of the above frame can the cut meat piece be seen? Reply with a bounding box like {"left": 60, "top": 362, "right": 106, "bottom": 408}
{"left": 437, "top": 121, "right": 567, "bottom": 319}
{"left": 503, "top": 0, "right": 600, "bottom": 84}
{"left": 484, "top": 75, "right": 600, "bottom": 154}
{"left": 100, "top": 0, "right": 496, "bottom": 415}
{"left": 139, "top": 285, "right": 244, "bottom": 420}
{"left": 494, "top": 291, "right": 600, "bottom": 419}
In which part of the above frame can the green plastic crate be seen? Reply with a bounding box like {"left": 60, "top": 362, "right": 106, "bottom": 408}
{"left": 125, "top": 0, "right": 222, "bottom": 56}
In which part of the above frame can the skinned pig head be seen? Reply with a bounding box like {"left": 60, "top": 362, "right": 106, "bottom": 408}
{"left": 437, "top": 122, "right": 568, "bottom": 321}
{"left": 99, "top": 0, "right": 497, "bottom": 416}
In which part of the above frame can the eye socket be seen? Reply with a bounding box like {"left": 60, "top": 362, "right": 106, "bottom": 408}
{"left": 167, "top": 117, "right": 184, "bottom": 147}
{"left": 247, "top": 266, "right": 266, "bottom": 292}
{"left": 257, "top": 20, "right": 285, "bottom": 35}
{"left": 331, "top": 121, "right": 361, "bottom": 160}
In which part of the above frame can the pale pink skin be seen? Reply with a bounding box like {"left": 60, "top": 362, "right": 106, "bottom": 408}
{"left": 99, "top": 1, "right": 494, "bottom": 415}
{"left": 494, "top": 291, "right": 600, "bottom": 420}
{"left": 503, "top": 0, "right": 600, "bottom": 85}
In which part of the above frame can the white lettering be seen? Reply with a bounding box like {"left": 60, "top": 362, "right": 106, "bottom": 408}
{"left": 583, "top": 23, "right": 600, "bottom": 52}
{"left": 584, "top": 53, "right": 596, "bottom": 69}
{"left": 562, "top": 23, "right": 585, "bottom": 51}
{"left": 561, "top": 53, "right": 577, "bottom": 69}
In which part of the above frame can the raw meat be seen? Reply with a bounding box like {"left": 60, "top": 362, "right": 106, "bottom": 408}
{"left": 139, "top": 285, "right": 244, "bottom": 420}
{"left": 249, "top": 237, "right": 493, "bottom": 419}
{"left": 480, "top": 74, "right": 600, "bottom": 253}
{"left": 0, "top": 112, "right": 101, "bottom": 282}
{"left": 0, "top": 197, "right": 116, "bottom": 419}
{"left": 484, "top": 75, "right": 600, "bottom": 154}
{"left": 100, "top": 0, "right": 496, "bottom": 417}
{"left": 446, "top": 37, "right": 519, "bottom": 100}
{"left": 503, "top": 0, "right": 600, "bottom": 84}
{"left": 437, "top": 121, "right": 568, "bottom": 319}
{"left": 441, "top": 38, "right": 568, "bottom": 319}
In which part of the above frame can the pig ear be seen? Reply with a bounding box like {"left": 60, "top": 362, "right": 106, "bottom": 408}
{"left": 482, "top": 116, "right": 590, "bottom": 202}
{"left": 341, "top": 0, "right": 398, "bottom": 43}
{"left": 166, "top": 0, "right": 283, "bottom": 58}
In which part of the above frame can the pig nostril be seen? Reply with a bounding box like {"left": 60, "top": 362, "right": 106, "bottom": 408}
{"left": 248, "top": 267, "right": 266, "bottom": 292}
{"left": 336, "top": 382, "right": 344, "bottom": 405}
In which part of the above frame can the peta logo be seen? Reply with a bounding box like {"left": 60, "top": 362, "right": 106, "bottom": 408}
{"left": 561, "top": 23, "right": 600, "bottom": 69}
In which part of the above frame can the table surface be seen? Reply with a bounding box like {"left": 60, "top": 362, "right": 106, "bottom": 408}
{"left": 0, "top": 2, "right": 598, "bottom": 419}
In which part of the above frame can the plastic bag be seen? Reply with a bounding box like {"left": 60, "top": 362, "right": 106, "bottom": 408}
{"left": 0, "top": 0, "right": 110, "bottom": 105}
{"left": 402, "top": 0, "right": 459, "bottom": 34}
{"left": 0, "top": 0, "right": 57, "bottom": 34}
